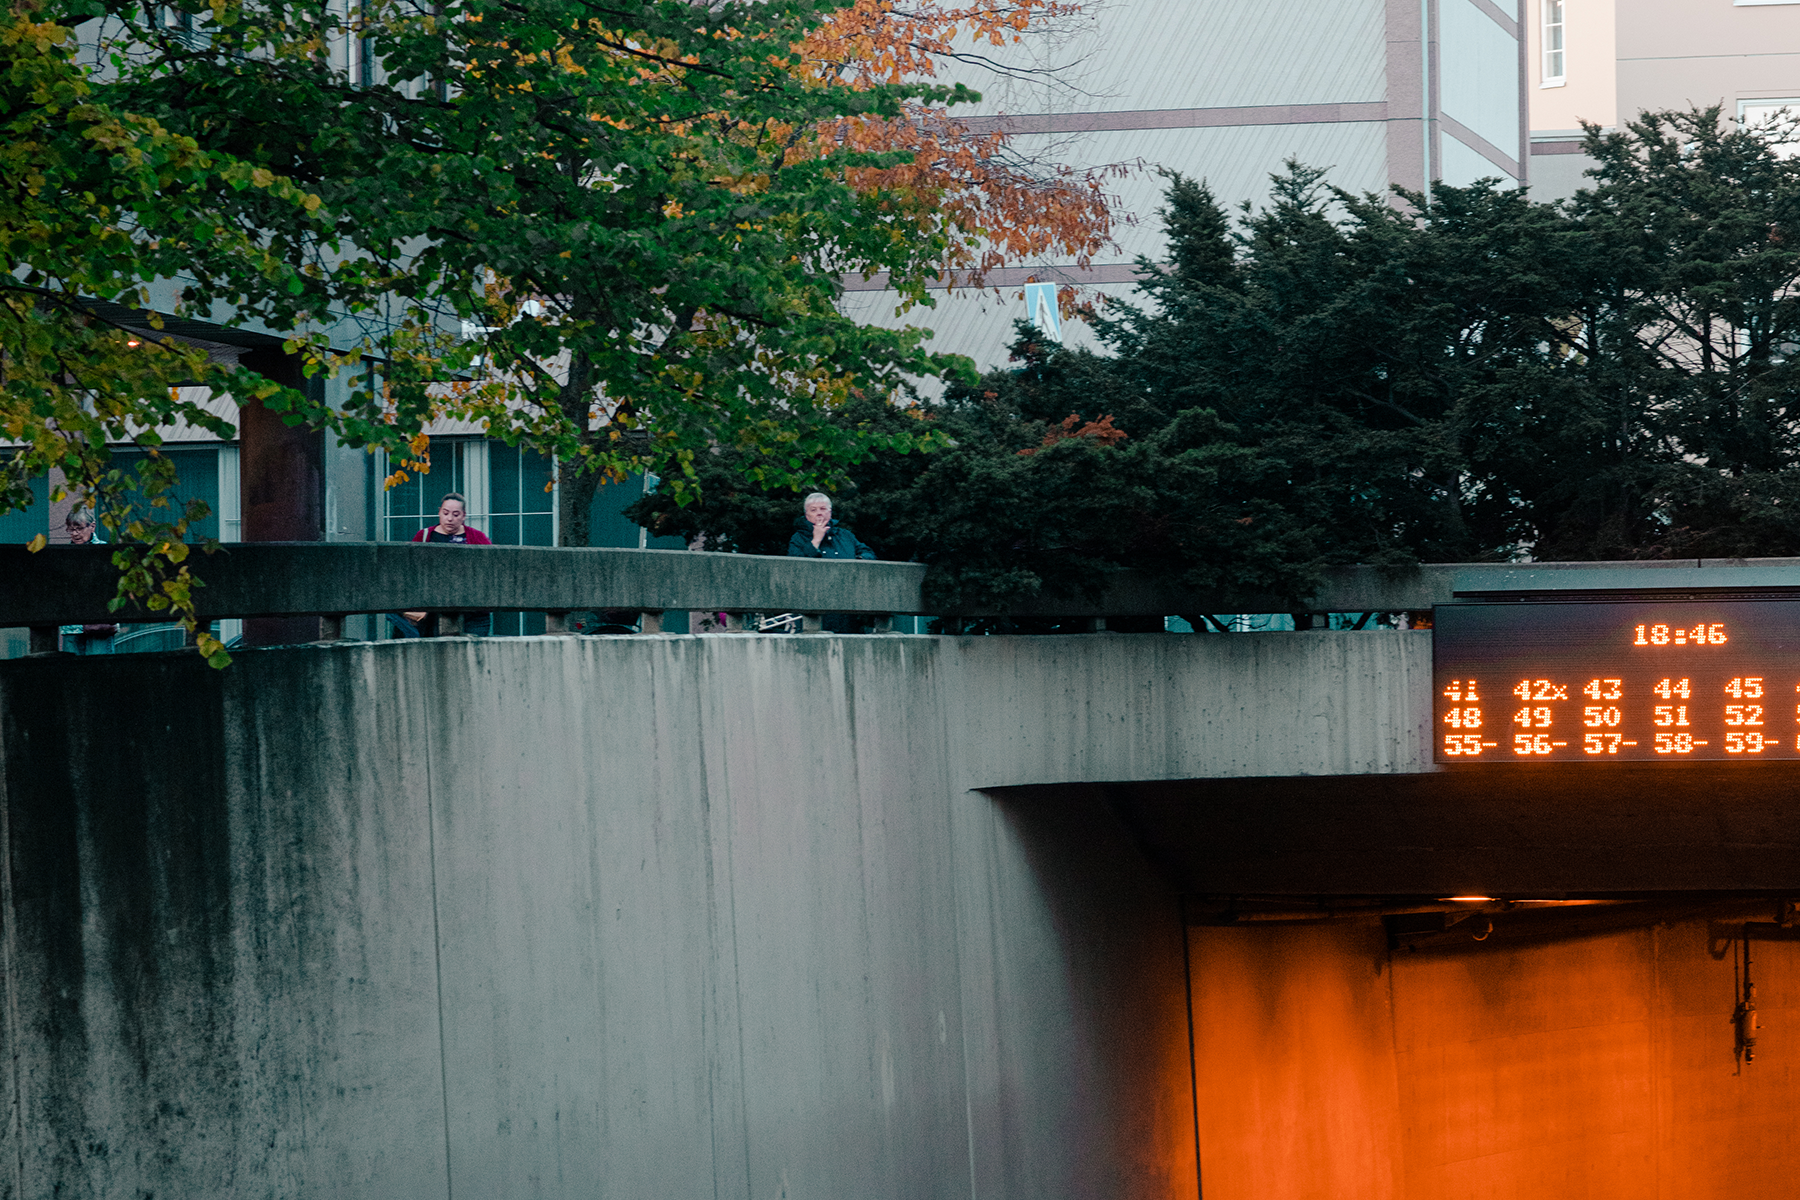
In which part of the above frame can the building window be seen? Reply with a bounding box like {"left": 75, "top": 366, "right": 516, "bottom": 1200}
{"left": 1542, "top": 0, "right": 1565, "bottom": 86}
{"left": 380, "top": 438, "right": 474, "bottom": 543}
{"left": 1739, "top": 100, "right": 1800, "bottom": 158}
{"left": 485, "top": 443, "right": 557, "bottom": 548}
{"left": 378, "top": 438, "right": 557, "bottom": 636}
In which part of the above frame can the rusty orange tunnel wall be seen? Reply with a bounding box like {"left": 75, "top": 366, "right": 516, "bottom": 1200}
{"left": 1189, "top": 920, "right": 1800, "bottom": 1200}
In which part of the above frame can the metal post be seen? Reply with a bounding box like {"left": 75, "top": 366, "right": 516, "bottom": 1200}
{"left": 544, "top": 611, "right": 572, "bottom": 635}
{"left": 802, "top": 613, "right": 823, "bottom": 632}
{"left": 439, "top": 612, "right": 465, "bottom": 636}
{"left": 318, "top": 614, "right": 345, "bottom": 642}
{"left": 639, "top": 610, "right": 664, "bottom": 634}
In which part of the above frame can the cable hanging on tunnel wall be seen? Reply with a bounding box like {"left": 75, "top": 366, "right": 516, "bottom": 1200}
{"left": 1734, "top": 926, "right": 1759, "bottom": 1072}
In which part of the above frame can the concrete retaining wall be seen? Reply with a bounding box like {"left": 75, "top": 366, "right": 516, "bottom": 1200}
{"left": 0, "top": 631, "right": 1430, "bottom": 1198}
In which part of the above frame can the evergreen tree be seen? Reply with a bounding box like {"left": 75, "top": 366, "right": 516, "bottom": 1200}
{"left": 636, "top": 109, "right": 1800, "bottom": 614}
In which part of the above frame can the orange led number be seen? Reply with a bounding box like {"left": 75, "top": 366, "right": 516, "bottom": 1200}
{"left": 1442, "top": 679, "right": 1480, "bottom": 701}
{"left": 1634, "top": 622, "right": 1726, "bottom": 645}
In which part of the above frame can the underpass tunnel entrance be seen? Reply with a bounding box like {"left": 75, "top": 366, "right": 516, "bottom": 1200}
{"left": 992, "top": 772, "right": 1800, "bottom": 1200}
{"left": 1183, "top": 896, "right": 1800, "bottom": 1200}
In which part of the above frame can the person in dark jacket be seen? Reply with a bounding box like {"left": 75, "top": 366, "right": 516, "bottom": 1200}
{"left": 786, "top": 493, "right": 875, "bottom": 632}
{"left": 787, "top": 492, "right": 876, "bottom": 560}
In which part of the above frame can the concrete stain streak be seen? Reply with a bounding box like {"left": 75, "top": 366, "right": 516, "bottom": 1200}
{"left": 0, "top": 630, "right": 1433, "bottom": 1197}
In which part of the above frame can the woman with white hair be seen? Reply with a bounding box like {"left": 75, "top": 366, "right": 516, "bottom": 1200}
{"left": 786, "top": 492, "right": 875, "bottom": 561}
{"left": 786, "top": 492, "right": 877, "bottom": 634}
{"left": 60, "top": 507, "right": 117, "bottom": 653}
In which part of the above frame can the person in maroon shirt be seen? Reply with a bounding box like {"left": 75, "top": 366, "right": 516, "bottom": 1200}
{"left": 389, "top": 493, "right": 493, "bottom": 637}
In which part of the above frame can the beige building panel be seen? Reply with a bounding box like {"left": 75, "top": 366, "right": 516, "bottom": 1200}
{"left": 1616, "top": 0, "right": 1800, "bottom": 62}
{"left": 1614, "top": 0, "right": 1800, "bottom": 121}
{"left": 1617, "top": 53, "right": 1800, "bottom": 121}
{"left": 1527, "top": 0, "right": 1618, "bottom": 130}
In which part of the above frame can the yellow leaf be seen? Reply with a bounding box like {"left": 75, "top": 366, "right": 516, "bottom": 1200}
{"left": 26, "top": 533, "right": 46, "bottom": 552}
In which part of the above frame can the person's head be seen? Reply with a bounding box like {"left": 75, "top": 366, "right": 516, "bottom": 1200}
{"left": 65, "top": 508, "right": 96, "bottom": 545}
{"left": 436, "top": 493, "right": 467, "bottom": 533}
{"left": 803, "top": 492, "right": 832, "bottom": 527}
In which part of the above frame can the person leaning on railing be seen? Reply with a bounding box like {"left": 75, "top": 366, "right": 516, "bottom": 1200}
{"left": 786, "top": 492, "right": 875, "bottom": 633}
{"left": 60, "top": 508, "right": 117, "bottom": 654}
{"left": 387, "top": 492, "right": 493, "bottom": 638}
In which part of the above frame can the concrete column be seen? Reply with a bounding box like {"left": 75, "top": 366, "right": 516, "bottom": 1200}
{"left": 238, "top": 348, "right": 325, "bottom": 646}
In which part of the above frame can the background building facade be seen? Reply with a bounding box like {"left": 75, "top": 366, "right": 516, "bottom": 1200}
{"left": 1528, "top": 0, "right": 1800, "bottom": 200}
{"left": 846, "top": 0, "right": 1530, "bottom": 377}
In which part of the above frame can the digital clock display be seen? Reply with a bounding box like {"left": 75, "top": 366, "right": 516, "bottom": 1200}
{"left": 1432, "top": 600, "right": 1800, "bottom": 763}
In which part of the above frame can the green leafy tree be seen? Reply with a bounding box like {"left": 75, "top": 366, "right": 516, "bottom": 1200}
{"left": 1, "top": 0, "right": 366, "bottom": 664}
{"left": 98, "top": 0, "right": 998, "bottom": 544}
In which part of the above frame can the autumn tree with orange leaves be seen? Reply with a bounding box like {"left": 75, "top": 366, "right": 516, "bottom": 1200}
{"left": 799, "top": 0, "right": 1122, "bottom": 297}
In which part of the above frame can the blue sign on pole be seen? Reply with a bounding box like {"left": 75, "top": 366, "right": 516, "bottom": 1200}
{"left": 1023, "top": 282, "right": 1062, "bottom": 343}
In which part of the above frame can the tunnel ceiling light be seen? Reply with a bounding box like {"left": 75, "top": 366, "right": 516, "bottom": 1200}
{"left": 1441, "top": 896, "right": 1497, "bottom": 902}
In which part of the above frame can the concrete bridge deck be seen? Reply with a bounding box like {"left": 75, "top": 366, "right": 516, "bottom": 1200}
{"left": 7, "top": 551, "right": 1800, "bottom": 1198}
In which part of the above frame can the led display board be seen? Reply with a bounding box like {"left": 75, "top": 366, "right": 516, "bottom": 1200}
{"left": 1433, "top": 599, "right": 1800, "bottom": 763}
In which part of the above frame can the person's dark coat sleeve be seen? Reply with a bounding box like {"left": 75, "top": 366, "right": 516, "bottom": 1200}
{"left": 787, "top": 518, "right": 876, "bottom": 559}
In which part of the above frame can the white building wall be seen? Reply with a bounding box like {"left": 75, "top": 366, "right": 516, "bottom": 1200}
{"left": 1438, "top": 0, "right": 1525, "bottom": 161}
{"left": 1438, "top": 129, "right": 1512, "bottom": 186}
{"left": 849, "top": 0, "right": 1524, "bottom": 380}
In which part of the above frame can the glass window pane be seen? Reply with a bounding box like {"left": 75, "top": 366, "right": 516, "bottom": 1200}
{"left": 491, "top": 442, "right": 521, "bottom": 522}
{"left": 0, "top": 468, "right": 47, "bottom": 546}
{"left": 105, "top": 447, "right": 221, "bottom": 541}
{"left": 384, "top": 440, "right": 467, "bottom": 539}
{"left": 521, "top": 452, "right": 555, "bottom": 514}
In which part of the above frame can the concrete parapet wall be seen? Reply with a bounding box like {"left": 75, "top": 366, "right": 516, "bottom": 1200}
{"left": 9, "top": 542, "right": 1800, "bottom": 628}
{"left": 0, "top": 630, "right": 1424, "bottom": 1198}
